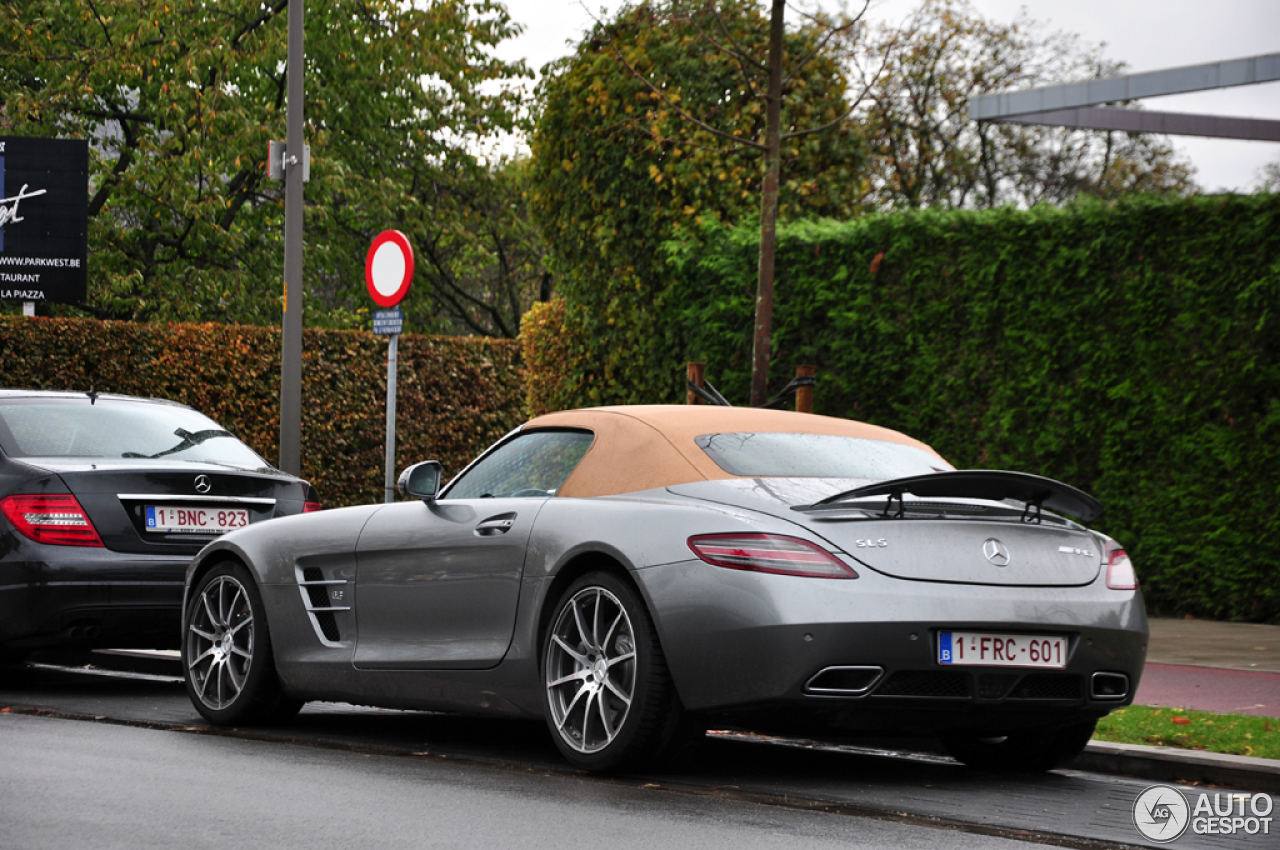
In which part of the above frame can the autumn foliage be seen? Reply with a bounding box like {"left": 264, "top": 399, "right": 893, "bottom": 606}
{"left": 0, "top": 318, "right": 524, "bottom": 506}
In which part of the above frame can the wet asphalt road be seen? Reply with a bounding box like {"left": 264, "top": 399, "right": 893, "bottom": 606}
{"left": 0, "top": 660, "right": 1270, "bottom": 850}
{"left": 2, "top": 712, "right": 1044, "bottom": 850}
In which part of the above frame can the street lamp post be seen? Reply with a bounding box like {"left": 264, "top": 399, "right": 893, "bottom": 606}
{"left": 279, "top": 0, "right": 304, "bottom": 476}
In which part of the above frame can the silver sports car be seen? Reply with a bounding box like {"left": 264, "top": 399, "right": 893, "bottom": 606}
{"left": 181, "top": 406, "right": 1146, "bottom": 772}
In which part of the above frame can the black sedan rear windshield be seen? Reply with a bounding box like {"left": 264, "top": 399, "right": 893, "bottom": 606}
{"left": 0, "top": 398, "right": 269, "bottom": 469}
{"left": 695, "top": 433, "right": 953, "bottom": 479}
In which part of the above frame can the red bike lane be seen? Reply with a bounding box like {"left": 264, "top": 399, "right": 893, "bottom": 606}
{"left": 1135, "top": 662, "right": 1280, "bottom": 717}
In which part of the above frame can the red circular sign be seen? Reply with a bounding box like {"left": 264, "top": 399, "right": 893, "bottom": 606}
{"left": 365, "top": 230, "right": 414, "bottom": 307}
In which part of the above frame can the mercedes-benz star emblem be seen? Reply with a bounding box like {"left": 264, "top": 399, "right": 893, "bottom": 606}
{"left": 982, "top": 538, "right": 1010, "bottom": 567}
{"left": 194, "top": 475, "right": 212, "bottom": 494}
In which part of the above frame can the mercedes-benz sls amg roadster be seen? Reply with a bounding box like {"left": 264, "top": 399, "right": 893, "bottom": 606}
{"left": 180, "top": 406, "right": 1146, "bottom": 772}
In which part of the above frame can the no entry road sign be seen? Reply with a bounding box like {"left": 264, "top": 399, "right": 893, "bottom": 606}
{"left": 365, "top": 230, "right": 414, "bottom": 307}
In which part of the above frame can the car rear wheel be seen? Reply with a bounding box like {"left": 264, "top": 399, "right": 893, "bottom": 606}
{"left": 942, "top": 719, "right": 1097, "bottom": 772}
{"left": 543, "top": 571, "right": 699, "bottom": 771}
{"left": 183, "top": 562, "right": 302, "bottom": 726}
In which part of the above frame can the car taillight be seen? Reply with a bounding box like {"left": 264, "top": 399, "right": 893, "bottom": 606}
{"left": 303, "top": 501, "right": 323, "bottom": 513}
{"left": 0, "top": 494, "right": 104, "bottom": 547}
{"left": 1105, "top": 547, "right": 1138, "bottom": 590}
{"left": 688, "top": 533, "right": 858, "bottom": 579}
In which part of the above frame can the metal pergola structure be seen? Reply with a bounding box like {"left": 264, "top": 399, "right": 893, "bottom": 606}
{"left": 969, "top": 53, "right": 1280, "bottom": 142}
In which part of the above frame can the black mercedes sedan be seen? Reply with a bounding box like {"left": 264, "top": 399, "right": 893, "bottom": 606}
{"left": 0, "top": 389, "right": 318, "bottom": 658}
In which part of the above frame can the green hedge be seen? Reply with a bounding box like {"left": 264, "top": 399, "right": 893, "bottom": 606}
{"left": 660, "top": 195, "right": 1280, "bottom": 622}
{"left": 0, "top": 317, "right": 524, "bottom": 506}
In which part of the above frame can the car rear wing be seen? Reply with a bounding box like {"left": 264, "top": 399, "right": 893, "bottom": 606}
{"left": 793, "top": 470, "right": 1102, "bottom": 523}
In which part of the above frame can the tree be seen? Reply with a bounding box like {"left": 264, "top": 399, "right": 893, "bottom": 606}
{"left": 856, "top": 0, "right": 1196, "bottom": 211}
{"left": 595, "top": 0, "right": 881, "bottom": 406}
{"left": 530, "top": 0, "right": 867, "bottom": 407}
{"left": 0, "top": 0, "right": 532, "bottom": 331}
{"left": 400, "top": 155, "right": 549, "bottom": 338}
{"left": 1256, "top": 159, "right": 1280, "bottom": 194}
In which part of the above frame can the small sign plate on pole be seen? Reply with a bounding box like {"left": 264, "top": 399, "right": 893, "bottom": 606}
{"left": 372, "top": 309, "right": 403, "bottom": 335}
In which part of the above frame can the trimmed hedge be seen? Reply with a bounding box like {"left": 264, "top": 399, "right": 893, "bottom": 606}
{"left": 656, "top": 195, "right": 1280, "bottom": 622}
{"left": 521, "top": 299, "right": 570, "bottom": 417}
{"left": 0, "top": 317, "right": 524, "bottom": 506}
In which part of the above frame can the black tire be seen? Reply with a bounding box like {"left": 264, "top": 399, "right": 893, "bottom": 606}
{"left": 942, "top": 719, "right": 1097, "bottom": 772}
{"left": 183, "top": 562, "right": 303, "bottom": 726}
{"left": 542, "top": 571, "right": 701, "bottom": 772}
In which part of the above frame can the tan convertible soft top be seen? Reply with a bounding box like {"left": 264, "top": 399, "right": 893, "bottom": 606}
{"left": 525, "top": 405, "right": 946, "bottom": 498}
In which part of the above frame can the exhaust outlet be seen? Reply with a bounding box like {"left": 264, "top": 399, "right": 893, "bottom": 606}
{"left": 1090, "top": 671, "right": 1129, "bottom": 700}
{"left": 804, "top": 666, "right": 884, "bottom": 696}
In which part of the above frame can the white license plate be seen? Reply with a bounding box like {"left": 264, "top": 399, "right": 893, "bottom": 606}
{"left": 938, "top": 631, "right": 1068, "bottom": 669}
{"left": 144, "top": 505, "right": 249, "bottom": 534}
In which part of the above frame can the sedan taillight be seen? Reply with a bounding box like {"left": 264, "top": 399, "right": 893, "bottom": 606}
{"left": 1, "top": 494, "right": 104, "bottom": 547}
{"left": 1105, "top": 546, "right": 1138, "bottom": 590}
{"left": 688, "top": 533, "right": 858, "bottom": 579}
{"left": 303, "top": 501, "right": 323, "bottom": 513}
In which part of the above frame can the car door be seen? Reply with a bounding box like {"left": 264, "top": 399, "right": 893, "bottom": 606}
{"left": 352, "top": 429, "right": 594, "bottom": 670}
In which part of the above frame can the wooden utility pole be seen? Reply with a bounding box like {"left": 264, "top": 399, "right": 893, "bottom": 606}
{"left": 795, "top": 365, "right": 815, "bottom": 413}
{"left": 686, "top": 362, "right": 706, "bottom": 405}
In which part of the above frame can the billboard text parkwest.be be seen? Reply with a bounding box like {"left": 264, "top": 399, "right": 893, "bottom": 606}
{"left": 0, "top": 137, "right": 88, "bottom": 305}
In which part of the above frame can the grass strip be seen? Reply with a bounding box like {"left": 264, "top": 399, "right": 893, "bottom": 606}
{"left": 1094, "top": 705, "right": 1280, "bottom": 760}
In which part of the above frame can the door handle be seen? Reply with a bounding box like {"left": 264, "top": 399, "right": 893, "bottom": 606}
{"left": 475, "top": 513, "right": 516, "bottom": 536}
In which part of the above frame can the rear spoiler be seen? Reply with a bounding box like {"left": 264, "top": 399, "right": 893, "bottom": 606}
{"left": 795, "top": 470, "right": 1102, "bottom": 523}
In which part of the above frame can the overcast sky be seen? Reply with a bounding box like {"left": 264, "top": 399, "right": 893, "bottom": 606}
{"left": 495, "top": 0, "right": 1280, "bottom": 192}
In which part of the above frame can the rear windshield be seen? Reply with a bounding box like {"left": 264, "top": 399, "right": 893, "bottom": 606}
{"left": 0, "top": 398, "right": 270, "bottom": 470}
{"left": 695, "top": 433, "right": 952, "bottom": 479}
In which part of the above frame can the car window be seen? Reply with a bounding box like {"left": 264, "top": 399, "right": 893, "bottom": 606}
{"left": 444, "top": 430, "right": 594, "bottom": 499}
{"left": 695, "top": 433, "right": 952, "bottom": 479}
{"left": 0, "top": 399, "right": 270, "bottom": 470}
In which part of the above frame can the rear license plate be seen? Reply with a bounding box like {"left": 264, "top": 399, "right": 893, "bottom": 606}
{"left": 144, "top": 505, "right": 249, "bottom": 534}
{"left": 938, "top": 631, "right": 1068, "bottom": 669}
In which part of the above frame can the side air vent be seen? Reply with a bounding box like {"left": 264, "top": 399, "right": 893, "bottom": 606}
{"left": 296, "top": 566, "right": 349, "bottom": 645}
{"left": 875, "top": 670, "right": 971, "bottom": 699}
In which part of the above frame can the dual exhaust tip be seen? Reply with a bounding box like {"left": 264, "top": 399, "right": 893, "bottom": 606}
{"left": 63, "top": 623, "right": 101, "bottom": 641}
{"left": 803, "top": 666, "right": 1131, "bottom": 700}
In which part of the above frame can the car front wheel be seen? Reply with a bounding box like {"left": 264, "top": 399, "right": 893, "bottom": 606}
{"left": 543, "top": 571, "right": 698, "bottom": 771}
{"left": 183, "top": 562, "right": 302, "bottom": 726}
{"left": 942, "top": 719, "right": 1098, "bottom": 772}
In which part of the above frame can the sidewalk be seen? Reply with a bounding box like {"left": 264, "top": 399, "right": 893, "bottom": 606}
{"left": 1137, "top": 617, "right": 1280, "bottom": 717}
{"left": 1146, "top": 617, "right": 1280, "bottom": 673}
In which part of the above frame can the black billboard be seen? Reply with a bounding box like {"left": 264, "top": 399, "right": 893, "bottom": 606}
{"left": 0, "top": 137, "right": 89, "bottom": 305}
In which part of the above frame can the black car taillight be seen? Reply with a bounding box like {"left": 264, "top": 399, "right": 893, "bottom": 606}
{"left": 1105, "top": 545, "right": 1138, "bottom": 590}
{"left": 1, "top": 494, "right": 105, "bottom": 547}
{"left": 303, "top": 501, "right": 323, "bottom": 513}
{"left": 688, "top": 533, "right": 858, "bottom": 579}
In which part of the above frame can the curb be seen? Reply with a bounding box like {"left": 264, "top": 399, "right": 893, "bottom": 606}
{"left": 1072, "top": 741, "right": 1280, "bottom": 794}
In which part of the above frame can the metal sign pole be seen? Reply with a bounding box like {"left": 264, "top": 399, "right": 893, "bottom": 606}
{"left": 366, "top": 230, "right": 412, "bottom": 503}
{"left": 384, "top": 333, "right": 398, "bottom": 503}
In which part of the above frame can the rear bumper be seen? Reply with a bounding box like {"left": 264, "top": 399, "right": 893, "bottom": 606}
{"left": 636, "top": 559, "right": 1148, "bottom": 735}
{"left": 0, "top": 542, "right": 187, "bottom": 650}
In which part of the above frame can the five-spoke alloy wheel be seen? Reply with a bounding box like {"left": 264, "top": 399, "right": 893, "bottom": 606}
{"left": 183, "top": 562, "right": 301, "bottom": 726}
{"left": 543, "top": 571, "right": 698, "bottom": 771}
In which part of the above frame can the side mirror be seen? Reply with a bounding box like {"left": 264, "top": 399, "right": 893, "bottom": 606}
{"left": 397, "top": 461, "right": 443, "bottom": 502}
